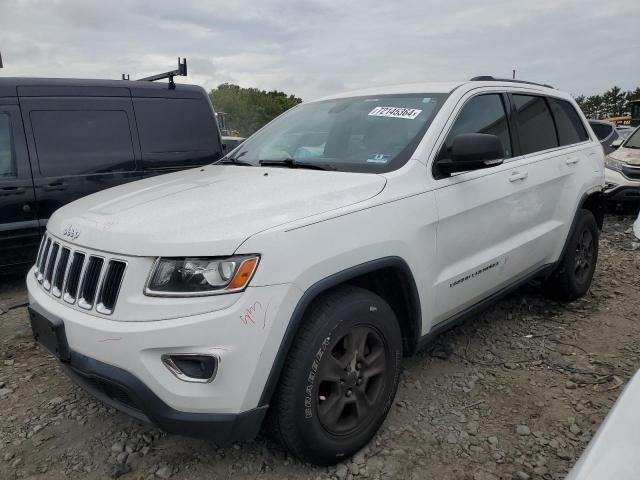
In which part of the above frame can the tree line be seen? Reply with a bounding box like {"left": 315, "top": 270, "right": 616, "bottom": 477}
{"left": 575, "top": 86, "right": 640, "bottom": 120}
{"left": 209, "top": 83, "right": 302, "bottom": 137}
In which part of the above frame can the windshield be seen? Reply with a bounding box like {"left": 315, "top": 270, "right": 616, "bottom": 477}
{"left": 224, "top": 93, "right": 447, "bottom": 173}
{"left": 623, "top": 127, "right": 640, "bottom": 148}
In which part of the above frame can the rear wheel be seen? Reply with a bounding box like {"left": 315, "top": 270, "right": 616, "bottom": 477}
{"left": 543, "top": 209, "right": 599, "bottom": 301}
{"left": 268, "top": 285, "right": 402, "bottom": 465}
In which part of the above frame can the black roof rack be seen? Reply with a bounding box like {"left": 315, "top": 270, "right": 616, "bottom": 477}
{"left": 122, "top": 58, "right": 187, "bottom": 89}
{"left": 469, "top": 76, "right": 554, "bottom": 89}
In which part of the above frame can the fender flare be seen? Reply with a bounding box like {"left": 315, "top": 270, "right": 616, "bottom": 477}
{"left": 257, "top": 256, "right": 421, "bottom": 407}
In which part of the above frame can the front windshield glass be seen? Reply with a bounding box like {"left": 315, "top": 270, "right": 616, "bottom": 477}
{"left": 623, "top": 127, "right": 640, "bottom": 148}
{"left": 225, "top": 93, "right": 447, "bottom": 172}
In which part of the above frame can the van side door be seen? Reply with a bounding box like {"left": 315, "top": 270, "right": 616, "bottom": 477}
{"left": 130, "top": 89, "right": 223, "bottom": 177}
{"left": 0, "top": 104, "right": 39, "bottom": 268}
{"left": 18, "top": 91, "right": 142, "bottom": 225}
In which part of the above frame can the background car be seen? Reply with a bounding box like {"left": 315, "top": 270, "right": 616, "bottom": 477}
{"left": 589, "top": 119, "right": 620, "bottom": 154}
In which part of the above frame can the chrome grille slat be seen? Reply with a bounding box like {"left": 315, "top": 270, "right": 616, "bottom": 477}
{"left": 37, "top": 238, "right": 52, "bottom": 282}
{"left": 64, "top": 252, "right": 86, "bottom": 304}
{"left": 78, "top": 256, "right": 104, "bottom": 310}
{"left": 43, "top": 243, "right": 60, "bottom": 290}
{"left": 34, "top": 235, "right": 126, "bottom": 314}
{"left": 51, "top": 248, "right": 70, "bottom": 298}
{"left": 34, "top": 236, "right": 46, "bottom": 275}
{"left": 96, "top": 261, "right": 127, "bottom": 315}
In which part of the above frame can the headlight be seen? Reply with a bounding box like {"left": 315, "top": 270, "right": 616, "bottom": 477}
{"left": 605, "top": 156, "right": 625, "bottom": 172}
{"left": 145, "top": 255, "right": 260, "bottom": 296}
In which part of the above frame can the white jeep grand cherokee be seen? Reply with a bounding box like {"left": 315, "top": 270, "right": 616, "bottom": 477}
{"left": 27, "top": 77, "right": 604, "bottom": 465}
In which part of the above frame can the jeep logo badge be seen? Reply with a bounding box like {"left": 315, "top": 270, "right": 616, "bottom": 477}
{"left": 62, "top": 225, "right": 81, "bottom": 240}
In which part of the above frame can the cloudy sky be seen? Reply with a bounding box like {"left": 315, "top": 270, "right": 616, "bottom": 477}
{"left": 1, "top": 0, "right": 639, "bottom": 100}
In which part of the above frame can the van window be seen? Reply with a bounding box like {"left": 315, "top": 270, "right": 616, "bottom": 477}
{"left": 513, "top": 95, "right": 559, "bottom": 154}
{"left": 31, "top": 110, "right": 136, "bottom": 176}
{"left": 548, "top": 99, "right": 589, "bottom": 145}
{"left": 0, "top": 114, "right": 14, "bottom": 177}
{"left": 133, "top": 98, "right": 222, "bottom": 168}
{"left": 440, "top": 94, "right": 512, "bottom": 159}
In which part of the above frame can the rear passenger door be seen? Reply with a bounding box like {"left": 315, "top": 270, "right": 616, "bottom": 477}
{"left": 131, "top": 91, "right": 222, "bottom": 177}
{"left": 19, "top": 94, "right": 142, "bottom": 225}
{"left": 0, "top": 105, "right": 39, "bottom": 268}
{"left": 510, "top": 94, "right": 590, "bottom": 264}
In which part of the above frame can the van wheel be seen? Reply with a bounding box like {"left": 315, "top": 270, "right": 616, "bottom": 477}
{"left": 543, "top": 209, "right": 599, "bottom": 301}
{"left": 268, "top": 285, "right": 402, "bottom": 465}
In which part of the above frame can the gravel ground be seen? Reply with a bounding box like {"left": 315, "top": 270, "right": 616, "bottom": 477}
{"left": 1, "top": 213, "right": 639, "bottom": 480}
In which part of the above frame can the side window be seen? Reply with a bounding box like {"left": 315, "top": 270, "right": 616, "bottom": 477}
{"left": 548, "top": 98, "right": 589, "bottom": 145}
{"left": 0, "top": 113, "right": 15, "bottom": 177}
{"left": 512, "top": 95, "right": 558, "bottom": 154}
{"left": 133, "top": 98, "right": 222, "bottom": 167}
{"left": 30, "top": 110, "right": 136, "bottom": 176}
{"left": 440, "top": 94, "right": 512, "bottom": 160}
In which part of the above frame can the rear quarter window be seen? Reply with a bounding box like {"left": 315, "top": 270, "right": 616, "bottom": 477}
{"left": 133, "top": 98, "right": 222, "bottom": 169}
{"left": 548, "top": 98, "right": 589, "bottom": 145}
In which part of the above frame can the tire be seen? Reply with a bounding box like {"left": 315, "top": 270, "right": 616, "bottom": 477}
{"left": 268, "top": 285, "right": 402, "bottom": 465}
{"left": 543, "top": 209, "right": 599, "bottom": 301}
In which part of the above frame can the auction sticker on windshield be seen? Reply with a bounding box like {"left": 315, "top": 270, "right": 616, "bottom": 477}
{"left": 368, "top": 106, "right": 422, "bottom": 119}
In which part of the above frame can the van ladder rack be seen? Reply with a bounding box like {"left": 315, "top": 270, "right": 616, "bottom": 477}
{"left": 121, "top": 58, "right": 187, "bottom": 89}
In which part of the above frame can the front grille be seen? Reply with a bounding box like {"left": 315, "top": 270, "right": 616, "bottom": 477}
{"left": 34, "top": 235, "right": 126, "bottom": 315}
{"left": 622, "top": 165, "right": 640, "bottom": 180}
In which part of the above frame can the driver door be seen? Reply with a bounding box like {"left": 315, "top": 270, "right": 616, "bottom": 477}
{"left": 431, "top": 92, "right": 535, "bottom": 323}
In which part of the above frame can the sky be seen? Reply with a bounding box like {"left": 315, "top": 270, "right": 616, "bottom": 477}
{"left": 1, "top": 0, "right": 639, "bottom": 101}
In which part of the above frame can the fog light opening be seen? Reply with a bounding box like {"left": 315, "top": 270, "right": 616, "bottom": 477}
{"left": 161, "top": 354, "right": 219, "bottom": 383}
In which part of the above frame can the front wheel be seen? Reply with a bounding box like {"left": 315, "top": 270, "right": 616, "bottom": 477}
{"left": 268, "top": 285, "right": 402, "bottom": 465}
{"left": 543, "top": 209, "right": 599, "bottom": 301}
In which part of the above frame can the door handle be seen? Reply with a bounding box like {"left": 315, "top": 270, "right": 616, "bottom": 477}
{"left": 566, "top": 157, "right": 580, "bottom": 165}
{"left": 509, "top": 171, "right": 528, "bottom": 182}
{"left": 0, "top": 186, "right": 26, "bottom": 196}
{"left": 42, "top": 182, "right": 68, "bottom": 192}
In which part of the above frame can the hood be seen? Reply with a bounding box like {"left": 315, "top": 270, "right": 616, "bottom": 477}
{"left": 608, "top": 146, "right": 640, "bottom": 165}
{"left": 47, "top": 165, "right": 386, "bottom": 256}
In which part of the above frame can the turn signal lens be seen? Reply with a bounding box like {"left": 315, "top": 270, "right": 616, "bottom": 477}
{"left": 228, "top": 257, "right": 259, "bottom": 290}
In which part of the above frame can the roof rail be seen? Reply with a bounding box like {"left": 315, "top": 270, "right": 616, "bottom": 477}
{"left": 121, "top": 58, "right": 187, "bottom": 89}
{"left": 469, "top": 76, "right": 554, "bottom": 89}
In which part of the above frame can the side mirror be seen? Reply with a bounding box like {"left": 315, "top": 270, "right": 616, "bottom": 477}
{"left": 436, "top": 133, "right": 504, "bottom": 174}
{"left": 611, "top": 139, "right": 623, "bottom": 149}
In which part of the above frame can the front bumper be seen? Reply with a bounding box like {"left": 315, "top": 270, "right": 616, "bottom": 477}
{"left": 604, "top": 168, "right": 640, "bottom": 202}
{"left": 27, "top": 268, "right": 302, "bottom": 440}
{"left": 59, "top": 337, "right": 267, "bottom": 443}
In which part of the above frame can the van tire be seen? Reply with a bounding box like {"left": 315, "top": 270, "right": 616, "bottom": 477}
{"left": 267, "top": 285, "right": 402, "bottom": 465}
{"left": 543, "top": 209, "right": 599, "bottom": 301}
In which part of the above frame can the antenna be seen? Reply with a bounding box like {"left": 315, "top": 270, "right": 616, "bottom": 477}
{"left": 512, "top": 69, "right": 516, "bottom": 79}
{"left": 136, "top": 58, "right": 187, "bottom": 89}
{"left": 0, "top": 51, "right": 3, "bottom": 69}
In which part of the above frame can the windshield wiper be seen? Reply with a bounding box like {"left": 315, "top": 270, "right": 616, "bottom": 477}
{"left": 218, "top": 151, "right": 253, "bottom": 166}
{"left": 258, "top": 158, "right": 336, "bottom": 171}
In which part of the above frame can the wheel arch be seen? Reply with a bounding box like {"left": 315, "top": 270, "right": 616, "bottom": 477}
{"left": 580, "top": 189, "right": 604, "bottom": 230}
{"left": 258, "top": 256, "right": 421, "bottom": 408}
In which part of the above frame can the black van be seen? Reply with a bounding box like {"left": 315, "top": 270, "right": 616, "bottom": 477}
{"left": 0, "top": 77, "right": 223, "bottom": 271}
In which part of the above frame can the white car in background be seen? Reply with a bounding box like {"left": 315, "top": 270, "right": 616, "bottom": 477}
{"left": 567, "top": 370, "right": 640, "bottom": 479}
{"left": 604, "top": 126, "right": 640, "bottom": 204}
